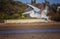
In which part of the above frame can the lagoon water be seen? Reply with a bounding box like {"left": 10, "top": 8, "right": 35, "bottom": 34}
{"left": 0, "top": 29, "right": 60, "bottom": 34}
{"left": 0, "top": 23, "right": 60, "bottom": 39}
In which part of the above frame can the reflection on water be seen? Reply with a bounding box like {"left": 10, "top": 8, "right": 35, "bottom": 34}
{"left": 0, "top": 29, "right": 60, "bottom": 34}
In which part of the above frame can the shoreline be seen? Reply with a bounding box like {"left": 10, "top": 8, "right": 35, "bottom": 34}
{"left": 0, "top": 22, "right": 60, "bottom": 26}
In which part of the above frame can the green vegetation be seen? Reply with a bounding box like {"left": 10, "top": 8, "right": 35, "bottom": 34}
{"left": 31, "top": 0, "right": 36, "bottom": 4}
{"left": 0, "top": 0, "right": 27, "bottom": 19}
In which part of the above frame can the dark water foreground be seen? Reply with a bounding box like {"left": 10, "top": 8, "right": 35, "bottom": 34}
{"left": 0, "top": 33, "right": 60, "bottom": 39}
{"left": 0, "top": 23, "right": 60, "bottom": 39}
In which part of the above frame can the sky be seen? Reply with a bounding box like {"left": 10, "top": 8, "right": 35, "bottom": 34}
{"left": 15, "top": 0, "right": 60, "bottom": 4}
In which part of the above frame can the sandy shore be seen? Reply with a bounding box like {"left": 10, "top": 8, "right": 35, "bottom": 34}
{"left": 0, "top": 22, "right": 60, "bottom": 30}
{"left": 0, "top": 22, "right": 60, "bottom": 26}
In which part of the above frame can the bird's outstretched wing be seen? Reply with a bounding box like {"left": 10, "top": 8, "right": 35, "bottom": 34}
{"left": 27, "top": 4, "right": 40, "bottom": 12}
